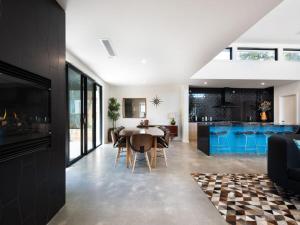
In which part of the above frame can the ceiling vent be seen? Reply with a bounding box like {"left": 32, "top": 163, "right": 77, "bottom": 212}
{"left": 100, "top": 39, "right": 116, "bottom": 58}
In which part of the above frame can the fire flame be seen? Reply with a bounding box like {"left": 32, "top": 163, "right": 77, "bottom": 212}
{"left": 0, "top": 109, "right": 7, "bottom": 121}
{"left": 13, "top": 112, "right": 19, "bottom": 120}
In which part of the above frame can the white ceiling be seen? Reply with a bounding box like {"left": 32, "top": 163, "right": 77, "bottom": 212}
{"left": 57, "top": 0, "right": 281, "bottom": 86}
{"left": 189, "top": 79, "right": 294, "bottom": 89}
{"left": 237, "top": 0, "right": 300, "bottom": 44}
{"left": 191, "top": 60, "right": 300, "bottom": 82}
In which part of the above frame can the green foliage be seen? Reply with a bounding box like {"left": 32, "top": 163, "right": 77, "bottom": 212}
{"left": 170, "top": 117, "right": 176, "bottom": 125}
{"left": 108, "top": 98, "right": 120, "bottom": 129}
{"left": 284, "top": 52, "right": 300, "bottom": 61}
{"left": 239, "top": 51, "right": 274, "bottom": 61}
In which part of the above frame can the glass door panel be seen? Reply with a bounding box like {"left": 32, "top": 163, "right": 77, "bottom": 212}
{"left": 67, "top": 64, "right": 103, "bottom": 166}
{"left": 95, "top": 85, "right": 102, "bottom": 146}
{"left": 68, "top": 67, "right": 82, "bottom": 162}
{"left": 86, "top": 78, "right": 94, "bottom": 151}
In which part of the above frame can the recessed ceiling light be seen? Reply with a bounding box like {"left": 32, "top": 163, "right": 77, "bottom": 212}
{"left": 261, "top": 82, "right": 265, "bottom": 86}
{"left": 141, "top": 59, "right": 147, "bottom": 64}
{"left": 204, "top": 82, "right": 208, "bottom": 85}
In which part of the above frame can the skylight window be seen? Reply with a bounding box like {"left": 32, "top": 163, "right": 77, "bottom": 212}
{"left": 283, "top": 49, "right": 300, "bottom": 62}
{"left": 237, "top": 48, "right": 278, "bottom": 61}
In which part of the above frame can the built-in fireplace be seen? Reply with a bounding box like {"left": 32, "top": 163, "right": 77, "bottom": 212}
{"left": 0, "top": 61, "right": 51, "bottom": 162}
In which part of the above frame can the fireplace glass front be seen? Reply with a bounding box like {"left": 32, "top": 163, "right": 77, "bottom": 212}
{"left": 0, "top": 72, "right": 50, "bottom": 146}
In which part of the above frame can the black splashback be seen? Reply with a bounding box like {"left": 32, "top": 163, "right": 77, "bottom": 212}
{"left": 189, "top": 87, "right": 274, "bottom": 122}
{"left": 0, "top": 0, "right": 66, "bottom": 225}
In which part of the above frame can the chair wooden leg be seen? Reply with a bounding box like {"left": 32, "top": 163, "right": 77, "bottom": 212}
{"left": 163, "top": 149, "right": 168, "bottom": 167}
{"left": 145, "top": 152, "right": 152, "bottom": 172}
{"left": 115, "top": 147, "right": 121, "bottom": 167}
{"left": 128, "top": 149, "right": 134, "bottom": 167}
{"left": 131, "top": 152, "right": 137, "bottom": 173}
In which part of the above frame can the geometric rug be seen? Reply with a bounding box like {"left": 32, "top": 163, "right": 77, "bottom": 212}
{"left": 191, "top": 173, "right": 300, "bottom": 225}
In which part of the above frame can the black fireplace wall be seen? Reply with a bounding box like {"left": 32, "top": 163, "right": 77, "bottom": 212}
{"left": 0, "top": 0, "right": 66, "bottom": 225}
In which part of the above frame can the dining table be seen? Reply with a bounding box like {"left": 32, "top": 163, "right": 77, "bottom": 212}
{"left": 119, "top": 127, "right": 164, "bottom": 168}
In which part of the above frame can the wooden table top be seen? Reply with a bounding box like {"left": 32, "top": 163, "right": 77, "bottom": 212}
{"left": 119, "top": 127, "right": 164, "bottom": 137}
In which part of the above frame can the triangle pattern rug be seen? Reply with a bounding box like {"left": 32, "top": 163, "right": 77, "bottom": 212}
{"left": 191, "top": 173, "right": 300, "bottom": 225}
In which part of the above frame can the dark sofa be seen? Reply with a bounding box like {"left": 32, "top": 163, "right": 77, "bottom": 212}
{"left": 268, "top": 134, "right": 300, "bottom": 194}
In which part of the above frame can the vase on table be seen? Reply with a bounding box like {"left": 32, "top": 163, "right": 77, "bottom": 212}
{"left": 260, "top": 112, "right": 267, "bottom": 121}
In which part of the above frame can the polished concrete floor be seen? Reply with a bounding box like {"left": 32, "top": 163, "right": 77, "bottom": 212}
{"left": 48, "top": 142, "right": 266, "bottom": 225}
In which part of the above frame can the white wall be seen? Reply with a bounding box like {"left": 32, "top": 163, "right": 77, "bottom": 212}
{"left": 274, "top": 81, "right": 300, "bottom": 124}
{"left": 279, "top": 95, "right": 297, "bottom": 124}
{"left": 109, "top": 85, "right": 183, "bottom": 140}
{"left": 192, "top": 43, "right": 300, "bottom": 81}
{"left": 180, "top": 85, "right": 189, "bottom": 143}
{"left": 66, "top": 50, "right": 111, "bottom": 143}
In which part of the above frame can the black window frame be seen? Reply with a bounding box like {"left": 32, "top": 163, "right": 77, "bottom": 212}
{"left": 66, "top": 62, "right": 103, "bottom": 167}
{"left": 94, "top": 84, "right": 103, "bottom": 148}
{"left": 214, "top": 47, "right": 233, "bottom": 60}
{"left": 237, "top": 47, "right": 278, "bottom": 61}
{"left": 227, "top": 47, "right": 233, "bottom": 60}
{"left": 283, "top": 48, "right": 300, "bottom": 61}
{"left": 283, "top": 48, "right": 300, "bottom": 52}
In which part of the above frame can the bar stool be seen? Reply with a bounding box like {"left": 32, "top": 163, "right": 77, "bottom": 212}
{"left": 256, "top": 126, "right": 275, "bottom": 153}
{"left": 255, "top": 130, "right": 267, "bottom": 154}
{"left": 235, "top": 127, "right": 256, "bottom": 153}
{"left": 129, "top": 133, "right": 153, "bottom": 173}
{"left": 210, "top": 127, "right": 229, "bottom": 153}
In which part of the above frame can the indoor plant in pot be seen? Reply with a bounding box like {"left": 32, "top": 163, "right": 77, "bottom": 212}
{"left": 108, "top": 97, "right": 120, "bottom": 142}
{"left": 170, "top": 117, "right": 176, "bottom": 125}
{"left": 258, "top": 100, "right": 271, "bottom": 122}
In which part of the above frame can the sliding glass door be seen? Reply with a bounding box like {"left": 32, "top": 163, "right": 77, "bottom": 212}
{"left": 68, "top": 67, "right": 83, "bottom": 162}
{"left": 86, "top": 78, "right": 94, "bottom": 152}
{"left": 95, "top": 85, "right": 102, "bottom": 147}
{"left": 67, "top": 64, "right": 103, "bottom": 166}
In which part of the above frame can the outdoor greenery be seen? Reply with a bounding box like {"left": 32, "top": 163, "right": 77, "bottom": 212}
{"left": 108, "top": 97, "right": 120, "bottom": 129}
{"left": 284, "top": 52, "right": 300, "bottom": 61}
{"left": 238, "top": 51, "right": 275, "bottom": 61}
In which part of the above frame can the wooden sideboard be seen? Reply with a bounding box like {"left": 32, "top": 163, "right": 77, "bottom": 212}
{"left": 165, "top": 125, "right": 178, "bottom": 139}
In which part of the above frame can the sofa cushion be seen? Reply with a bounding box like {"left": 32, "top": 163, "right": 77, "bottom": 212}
{"left": 294, "top": 139, "right": 300, "bottom": 150}
{"left": 287, "top": 168, "right": 300, "bottom": 181}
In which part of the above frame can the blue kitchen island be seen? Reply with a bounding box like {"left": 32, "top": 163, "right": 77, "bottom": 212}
{"left": 197, "top": 122, "right": 299, "bottom": 155}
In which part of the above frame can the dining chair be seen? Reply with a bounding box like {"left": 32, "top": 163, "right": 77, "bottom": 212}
{"left": 111, "top": 128, "right": 127, "bottom": 167}
{"left": 155, "top": 126, "right": 170, "bottom": 167}
{"left": 144, "top": 119, "right": 149, "bottom": 126}
{"left": 129, "top": 133, "right": 153, "bottom": 173}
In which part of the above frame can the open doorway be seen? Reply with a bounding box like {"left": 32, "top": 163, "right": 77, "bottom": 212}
{"left": 279, "top": 94, "right": 297, "bottom": 124}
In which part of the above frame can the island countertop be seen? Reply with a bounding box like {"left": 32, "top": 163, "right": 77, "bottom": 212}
{"left": 196, "top": 122, "right": 299, "bottom": 155}
{"left": 196, "top": 121, "right": 300, "bottom": 126}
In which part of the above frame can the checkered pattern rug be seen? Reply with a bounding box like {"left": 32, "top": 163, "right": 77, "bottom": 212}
{"left": 191, "top": 173, "right": 300, "bottom": 225}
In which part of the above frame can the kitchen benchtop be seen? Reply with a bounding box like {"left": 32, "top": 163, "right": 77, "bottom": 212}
{"left": 196, "top": 121, "right": 300, "bottom": 126}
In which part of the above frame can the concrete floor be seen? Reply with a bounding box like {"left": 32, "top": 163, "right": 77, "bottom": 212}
{"left": 48, "top": 142, "right": 266, "bottom": 225}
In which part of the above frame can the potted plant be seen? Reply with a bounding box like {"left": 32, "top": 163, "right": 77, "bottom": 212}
{"left": 170, "top": 117, "right": 176, "bottom": 125}
{"left": 108, "top": 97, "right": 120, "bottom": 142}
{"left": 258, "top": 101, "right": 271, "bottom": 121}
{"left": 168, "top": 112, "right": 176, "bottom": 125}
